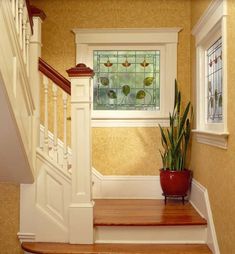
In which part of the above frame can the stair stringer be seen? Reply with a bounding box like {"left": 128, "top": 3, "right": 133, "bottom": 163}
{"left": 0, "top": 0, "right": 35, "bottom": 183}
{"left": 19, "top": 148, "right": 71, "bottom": 242}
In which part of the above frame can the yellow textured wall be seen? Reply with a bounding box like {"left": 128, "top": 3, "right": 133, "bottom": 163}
{"left": 190, "top": 0, "right": 235, "bottom": 253}
{"left": 0, "top": 183, "right": 22, "bottom": 254}
{"left": 32, "top": 0, "right": 191, "bottom": 175}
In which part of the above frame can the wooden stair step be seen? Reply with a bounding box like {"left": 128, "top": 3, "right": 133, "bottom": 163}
{"left": 22, "top": 242, "right": 212, "bottom": 254}
{"left": 94, "top": 199, "right": 207, "bottom": 226}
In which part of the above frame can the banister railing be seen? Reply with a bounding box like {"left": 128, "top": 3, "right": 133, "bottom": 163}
{"left": 39, "top": 57, "right": 71, "bottom": 95}
{"left": 39, "top": 58, "right": 71, "bottom": 172}
{"left": 10, "top": 0, "right": 33, "bottom": 75}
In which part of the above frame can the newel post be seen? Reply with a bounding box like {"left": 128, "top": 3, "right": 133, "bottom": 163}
{"left": 29, "top": 6, "right": 46, "bottom": 168}
{"left": 66, "top": 63, "right": 94, "bottom": 244}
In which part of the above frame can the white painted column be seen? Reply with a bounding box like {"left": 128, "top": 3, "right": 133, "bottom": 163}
{"left": 67, "top": 64, "right": 94, "bottom": 244}
{"left": 29, "top": 11, "right": 45, "bottom": 169}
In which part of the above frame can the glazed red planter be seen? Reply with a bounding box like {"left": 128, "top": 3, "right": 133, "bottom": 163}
{"left": 160, "top": 169, "right": 192, "bottom": 196}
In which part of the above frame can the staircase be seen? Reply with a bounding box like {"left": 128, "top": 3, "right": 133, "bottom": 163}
{"left": 0, "top": 1, "right": 219, "bottom": 253}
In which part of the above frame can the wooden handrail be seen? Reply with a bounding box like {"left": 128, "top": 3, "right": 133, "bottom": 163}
{"left": 39, "top": 58, "right": 71, "bottom": 95}
{"left": 30, "top": 5, "right": 46, "bottom": 21}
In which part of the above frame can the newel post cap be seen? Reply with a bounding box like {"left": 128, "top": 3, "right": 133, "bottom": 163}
{"left": 66, "top": 63, "right": 94, "bottom": 77}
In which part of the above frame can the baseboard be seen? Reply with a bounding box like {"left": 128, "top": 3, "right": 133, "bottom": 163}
{"left": 190, "top": 179, "right": 220, "bottom": 254}
{"left": 17, "top": 232, "right": 36, "bottom": 242}
{"left": 92, "top": 168, "right": 163, "bottom": 199}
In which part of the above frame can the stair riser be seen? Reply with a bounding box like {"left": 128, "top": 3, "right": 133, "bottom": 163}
{"left": 95, "top": 226, "right": 207, "bottom": 244}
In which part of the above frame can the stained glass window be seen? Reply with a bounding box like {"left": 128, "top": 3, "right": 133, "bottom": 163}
{"left": 207, "top": 37, "right": 223, "bottom": 123}
{"left": 93, "top": 50, "right": 160, "bottom": 110}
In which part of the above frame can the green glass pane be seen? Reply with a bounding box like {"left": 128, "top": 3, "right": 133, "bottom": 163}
{"left": 93, "top": 50, "right": 160, "bottom": 110}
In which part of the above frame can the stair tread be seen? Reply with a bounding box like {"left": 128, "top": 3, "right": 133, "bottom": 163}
{"left": 94, "top": 199, "right": 207, "bottom": 226}
{"left": 22, "top": 242, "right": 212, "bottom": 254}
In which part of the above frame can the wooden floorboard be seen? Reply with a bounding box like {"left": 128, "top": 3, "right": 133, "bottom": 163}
{"left": 94, "top": 199, "right": 207, "bottom": 226}
{"left": 22, "top": 242, "right": 212, "bottom": 254}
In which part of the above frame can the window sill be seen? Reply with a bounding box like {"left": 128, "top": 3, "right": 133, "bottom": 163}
{"left": 192, "top": 129, "right": 229, "bottom": 149}
{"left": 91, "top": 118, "right": 169, "bottom": 127}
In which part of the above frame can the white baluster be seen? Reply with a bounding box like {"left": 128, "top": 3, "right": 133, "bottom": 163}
{"left": 43, "top": 75, "right": 49, "bottom": 155}
{"left": 12, "top": 0, "right": 16, "bottom": 19}
{"left": 15, "top": 0, "right": 19, "bottom": 33}
{"left": 62, "top": 92, "right": 68, "bottom": 171}
{"left": 18, "top": 0, "right": 23, "bottom": 48}
{"left": 25, "top": 21, "right": 30, "bottom": 75}
{"left": 52, "top": 83, "right": 58, "bottom": 162}
{"left": 22, "top": 6, "right": 27, "bottom": 62}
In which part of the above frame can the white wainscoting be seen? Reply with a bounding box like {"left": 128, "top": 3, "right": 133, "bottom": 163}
{"left": 92, "top": 169, "right": 162, "bottom": 199}
{"left": 190, "top": 179, "right": 220, "bottom": 254}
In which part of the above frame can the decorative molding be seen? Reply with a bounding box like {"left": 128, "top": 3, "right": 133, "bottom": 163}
{"left": 17, "top": 232, "right": 36, "bottom": 242}
{"left": 192, "top": 0, "right": 227, "bottom": 45}
{"left": 39, "top": 58, "right": 71, "bottom": 95}
{"left": 190, "top": 179, "right": 220, "bottom": 254}
{"left": 73, "top": 28, "right": 182, "bottom": 44}
{"left": 192, "top": 130, "right": 228, "bottom": 149}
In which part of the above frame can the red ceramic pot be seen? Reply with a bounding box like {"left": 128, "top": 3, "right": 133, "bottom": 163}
{"left": 159, "top": 169, "right": 192, "bottom": 196}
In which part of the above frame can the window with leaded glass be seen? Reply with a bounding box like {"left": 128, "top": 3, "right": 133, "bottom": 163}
{"left": 93, "top": 50, "right": 160, "bottom": 111}
{"left": 207, "top": 37, "right": 223, "bottom": 123}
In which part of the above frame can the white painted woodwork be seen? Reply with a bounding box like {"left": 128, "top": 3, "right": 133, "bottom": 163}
{"left": 19, "top": 149, "right": 71, "bottom": 243}
{"left": 18, "top": 0, "right": 23, "bottom": 48}
{"left": 52, "top": 83, "right": 58, "bottom": 162}
{"left": 62, "top": 92, "right": 68, "bottom": 171}
{"left": 73, "top": 28, "right": 181, "bottom": 127}
{"left": 92, "top": 169, "right": 162, "bottom": 199}
{"left": 15, "top": 0, "right": 19, "bottom": 33}
{"left": 43, "top": 75, "right": 49, "bottom": 155}
{"left": 95, "top": 225, "right": 207, "bottom": 244}
{"left": 19, "top": 132, "right": 219, "bottom": 249}
{"left": 30, "top": 16, "right": 43, "bottom": 169}
{"left": 192, "top": 0, "right": 228, "bottom": 148}
{"left": 190, "top": 179, "right": 220, "bottom": 254}
{"left": 39, "top": 125, "right": 72, "bottom": 172}
{"left": 22, "top": 6, "right": 27, "bottom": 62}
{"left": 26, "top": 22, "right": 30, "bottom": 75}
{"left": 11, "top": 0, "right": 16, "bottom": 19}
{"left": 69, "top": 75, "right": 94, "bottom": 244}
{"left": 0, "top": 0, "right": 34, "bottom": 182}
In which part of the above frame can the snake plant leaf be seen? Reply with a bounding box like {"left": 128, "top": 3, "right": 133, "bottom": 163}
{"left": 174, "top": 80, "right": 178, "bottom": 109}
{"left": 177, "top": 91, "right": 181, "bottom": 114}
{"left": 107, "top": 90, "right": 117, "bottom": 99}
{"left": 122, "top": 85, "right": 130, "bottom": 96}
{"left": 136, "top": 90, "right": 146, "bottom": 99}
{"left": 215, "top": 89, "right": 218, "bottom": 101}
{"left": 143, "top": 77, "right": 154, "bottom": 86}
{"left": 210, "top": 97, "right": 214, "bottom": 108}
{"left": 159, "top": 125, "right": 168, "bottom": 149}
{"left": 178, "top": 102, "right": 191, "bottom": 138}
{"left": 219, "top": 94, "right": 222, "bottom": 107}
{"left": 100, "top": 77, "right": 109, "bottom": 86}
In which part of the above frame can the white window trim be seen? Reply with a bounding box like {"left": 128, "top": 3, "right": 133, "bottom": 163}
{"left": 192, "top": 0, "right": 229, "bottom": 148}
{"left": 72, "top": 28, "right": 181, "bottom": 127}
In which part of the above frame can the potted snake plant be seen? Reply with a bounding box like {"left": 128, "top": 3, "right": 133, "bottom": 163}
{"left": 159, "top": 80, "right": 193, "bottom": 203}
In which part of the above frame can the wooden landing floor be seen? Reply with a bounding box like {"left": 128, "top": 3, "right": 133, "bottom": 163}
{"left": 94, "top": 199, "right": 207, "bottom": 226}
{"left": 22, "top": 242, "right": 212, "bottom": 254}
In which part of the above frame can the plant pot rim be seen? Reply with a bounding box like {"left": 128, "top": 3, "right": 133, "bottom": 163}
{"left": 159, "top": 168, "right": 191, "bottom": 172}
